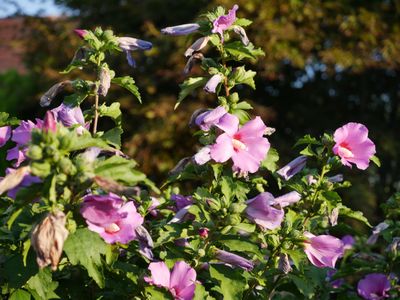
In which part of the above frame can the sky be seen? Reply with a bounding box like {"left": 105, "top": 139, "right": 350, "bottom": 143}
{"left": 0, "top": 0, "right": 65, "bottom": 18}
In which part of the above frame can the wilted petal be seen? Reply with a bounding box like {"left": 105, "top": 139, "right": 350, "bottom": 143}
{"left": 124, "top": 50, "right": 136, "bottom": 68}
{"left": 278, "top": 253, "right": 292, "bottom": 274}
{"left": 31, "top": 210, "right": 69, "bottom": 270}
{"left": 183, "top": 53, "right": 204, "bottom": 75}
{"left": 233, "top": 25, "right": 249, "bottom": 45}
{"left": 40, "top": 81, "right": 71, "bottom": 107}
{"left": 327, "top": 174, "right": 344, "bottom": 183}
{"left": 367, "top": 222, "right": 389, "bottom": 245}
{"left": 97, "top": 67, "right": 111, "bottom": 96}
{"left": 184, "top": 36, "right": 210, "bottom": 57}
{"left": 0, "top": 166, "right": 31, "bottom": 195}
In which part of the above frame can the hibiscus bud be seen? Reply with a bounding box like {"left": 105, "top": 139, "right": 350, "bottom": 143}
{"left": 117, "top": 37, "right": 153, "bottom": 51}
{"left": 184, "top": 36, "right": 210, "bottom": 57}
{"left": 327, "top": 174, "right": 344, "bottom": 183}
{"left": 215, "top": 249, "right": 254, "bottom": 271}
{"left": 274, "top": 191, "right": 301, "bottom": 208}
{"left": 206, "top": 197, "right": 221, "bottom": 211}
{"left": 74, "top": 29, "right": 88, "bottom": 39}
{"left": 198, "top": 228, "right": 209, "bottom": 238}
{"left": 97, "top": 67, "right": 111, "bottom": 97}
{"left": 183, "top": 52, "right": 204, "bottom": 75}
{"left": 278, "top": 253, "right": 292, "bottom": 274}
{"left": 40, "top": 81, "right": 71, "bottom": 107}
{"left": 31, "top": 210, "right": 69, "bottom": 270}
{"left": 277, "top": 156, "right": 307, "bottom": 180}
{"left": 43, "top": 111, "right": 57, "bottom": 133}
{"left": 161, "top": 23, "right": 200, "bottom": 35}
{"left": 136, "top": 225, "right": 154, "bottom": 260}
{"left": 232, "top": 25, "right": 249, "bottom": 46}
{"left": 204, "top": 74, "right": 223, "bottom": 94}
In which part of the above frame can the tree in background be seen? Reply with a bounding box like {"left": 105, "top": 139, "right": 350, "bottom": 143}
{"left": 3, "top": 0, "right": 400, "bottom": 222}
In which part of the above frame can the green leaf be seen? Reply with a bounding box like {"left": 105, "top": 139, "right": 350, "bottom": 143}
{"left": 224, "top": 41, "right": 264, "bottom": 61}
{"left": 235, "top": 101, "right": 253, "bottom": 110}
{"left": 98, "top": 102, "right": 122, "bottom": 126}
{"left": 144, "top": 286, "right": 172, "bottom": 299}
{"left": 230, "top": 66, "right": 256, "bottom": 89}
{"left": 9, "top": 289, "right": 31, "bottom": 300}
{"left": 294, "top": 135, "right": 320, "bottom": 147}
{"left": 220, "top": 238, "right": 262, "bottom": 258}
{"left": 337, "top": 204, "right": 371, "bottom": 227}
{"left": 232, "top": 223, "right": 255, "bottom": 233}
{"left": 95, "top": 156, "right": 147, "bottom": 185}
{"left": 63, "top": 228, "right": 107, "bottom": 288}
{"left": 193, "top": 283, "right": 213, "bottom": 300}
{"left": 300, "top": 145, "right": 316, "bottom": 157}
{"left": 66, "top": 131, "right": 110, "bottom": 151}
{"left": 283, "top": 249, "right": 305, "bottom": 270}
{"left": 289, "top": 274, "right": 315, "bottom": 298}
{"left": 209, "top": 265, "right": 247, "bottom": 300}
{"left": 0, "top": 111, "right": 20, "bottom": 126}
{"left": 371, "top": 155, "right": 381, "bottom": 167}
{"left": 262, "top": 148, "right": 279, "bottom": 172}
{"left": 101, "top": 127, "right": 123, "bottom": 148}
{"left": 112, "top": 76, "right": 141, "bottom": 103}
{"left": 63, "top": 93, "right": 88, "bottom": 106}
{"left": 176, "top": 77, "right": 208, "bottom": 109}
{"left": 234, "top": 18, "right": 253, "bottom": 27}
{"left": 26, "top": 268, "right": 59, "bottom": 300}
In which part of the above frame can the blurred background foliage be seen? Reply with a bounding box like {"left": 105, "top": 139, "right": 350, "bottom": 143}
{"left": 1, "top": 0, "right": 400, "bottom": 224}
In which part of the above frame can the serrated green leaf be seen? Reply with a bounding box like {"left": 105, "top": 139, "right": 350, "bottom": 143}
{"left": 225, "top": 41, "right": 264, "bottom": 61}
{"left": 294, "top": 135, "right": 320, "bottom": 147}
{"left": 209, "top": 265, "right": 247, "bottom": 300}
{"left": 9, "top": 289, "right": 31, "bottom": 300}
{"left": 289, "top": 274, "right": 315, "bottom": 298}
{"left": 176, "top": 77, "right": 208, "bottom": 109}
{"left": 262, "top": 147, "right": 279, "bottom": 172}
{"left": 63, "top": 93, "right": 88, "bottom": 106}
{"left": 26, "top": 268, "right": 59, "bottom": 300}
{"left": 95, "top": 156, "right": 147, "bottom": 185}
{"left": 98, "top": 102, "right": 122, "bottom": 126}
{"left": 220, "top": 238, "right": 262, "bottom": 257}
{"left": 230, "top": 66, "right": 256, "bottom": 89}
{"left": 300, "top": 145, "right": 316, "bottom": 157}
{"left": 112, "top": 76, "right": 141, "bottom": 103}
{"left": 63, "top": 228, "right": 107, "bottom": 288}
{"left": 337, "top": 204, "right": 371, "bottom": 227}
{"left": 101, "top": 127, "right": 123, "bottom": 148}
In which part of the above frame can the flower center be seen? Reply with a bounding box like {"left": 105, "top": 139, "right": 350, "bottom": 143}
{"left": 338, "top": 143, "right": 354, "bottom": 158}
{"left": 105, "top": 223, "right": 120, "bottom": 233}
{"left": 232, "top": 138, "right": 247, "bottom": 151}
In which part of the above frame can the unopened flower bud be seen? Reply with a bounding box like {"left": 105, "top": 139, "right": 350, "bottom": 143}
{"left": 206, "top": 198, "right": 221, "bottom": 211}
{"left": 226, "top": 214, "right": 241, "bottom": 225}
{"left": 31, "top": 210, "right": 69, "bottom": 270}
{"left": 27, "top": 145, "right": 43, "bottom": 160}
{"left": 232, "top": 26, "right": 250, "bottom": 46}
{"left": 199, "top": 228, "right": 209, "bottom": 238}
{"left": 184, "top": 36, "right": 210, "bottom": 57}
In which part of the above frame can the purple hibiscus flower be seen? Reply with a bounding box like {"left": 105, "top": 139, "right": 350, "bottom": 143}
{"left": 358, "top": 273, "right": 390, "bottom": 300}
{"left": 51, "top": 103, "right": 88, "bottom": 134}
{"left": 145, "top": 261, "right": 197, "bottom": 300}
{"left": 212, "top": 5, "right": 239, "bottom": 42}
{"left": 246, "top": 192, "right": 284, "bottom": 230}
{"left": 303, "top": 232, "right": 344, "bottom": 268}
{"left": 210, "top": 114, "right": 270, "bottom": 173}
{"left": 333, "top": 122, "right": 376, "bottom": 170}
{"left": 80, "top": 193, "right": 143, "bottom": 244}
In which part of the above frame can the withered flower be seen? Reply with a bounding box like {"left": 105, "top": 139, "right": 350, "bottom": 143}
{"left": 31, "top": 210, "right": 69, "bottom": 270}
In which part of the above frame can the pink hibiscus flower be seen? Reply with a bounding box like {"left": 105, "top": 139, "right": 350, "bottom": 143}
{"left": 210, "top": 114, "right": 270, "bottom": 173}
{"left": 332, "top": 122, "right": 376, "bottom": 170}
{"left": 145, "top": 261, "right": 197, "bottom": 300}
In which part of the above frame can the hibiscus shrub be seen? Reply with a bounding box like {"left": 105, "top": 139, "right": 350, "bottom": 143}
{"left": 0, "top": 5, "right": 399, "bottom": 300}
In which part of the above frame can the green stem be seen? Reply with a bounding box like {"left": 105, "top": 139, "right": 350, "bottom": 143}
{"left": 93, "top": 94, "right": 99, "bottom": 134}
